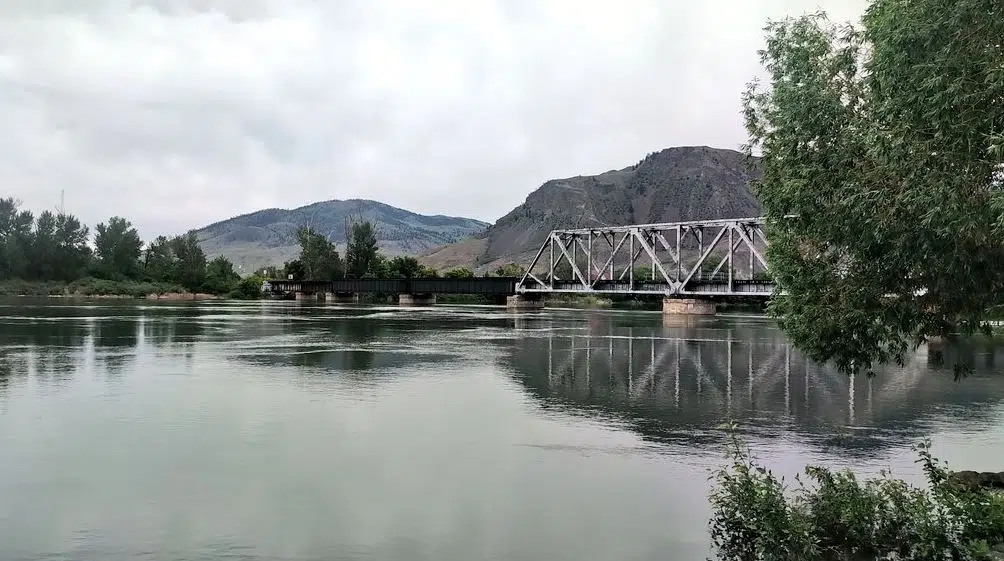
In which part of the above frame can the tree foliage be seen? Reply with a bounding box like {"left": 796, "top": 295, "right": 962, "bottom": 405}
{"left": 444, "top": 267, "right": 475, "bottom": 279}
{"left": 94, "top": 216, "right": 143, "bottom": 279}
{"left": 0, "top": 198, "right": 252, "bottom": 296}
{"left": 1, "top": 199, "right": 92, "bottom": 282}
{"left": 345, "top": 222, "right": 379, "bottom": 278}
{"left": 204, "top": 256, "right": 240, "bottom": 295}
{"left": 744, "top": 1, "right": 1004, "bottom": 374}
{"left": 296, "top": 227, "right": 343, "bottom": 280}
{"left": 493, "top": 263, "right": 526, "bottom": 277}
{"left": 385, "top": 256, "right": 422, "bottom": 278}
{"left": 169, "top": 232, "right": 207, "bottom": 291}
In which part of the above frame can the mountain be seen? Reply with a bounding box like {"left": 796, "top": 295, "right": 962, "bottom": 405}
{"left": 196, "top": 199, "right": 488, "bottom": 273}
{"left": 421, "top": 146, "right": 762, "bottom": 272}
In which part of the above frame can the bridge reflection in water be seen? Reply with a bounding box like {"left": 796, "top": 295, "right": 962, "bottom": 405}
{"left": 500, "top": 314, "right": 1004, "bottom": 455}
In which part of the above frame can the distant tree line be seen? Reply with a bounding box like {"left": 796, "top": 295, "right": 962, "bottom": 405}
{"left": 0, "top": 197, "right": 257, "bottom": 297}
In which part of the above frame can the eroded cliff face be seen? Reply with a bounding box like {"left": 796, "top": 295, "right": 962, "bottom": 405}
{"left": 422, "top": 146, "right": 761, "bottom": 272}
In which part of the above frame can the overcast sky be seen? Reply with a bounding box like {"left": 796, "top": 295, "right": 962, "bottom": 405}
{"left": 0, "top": 0, "right": 867, "bottom": 239}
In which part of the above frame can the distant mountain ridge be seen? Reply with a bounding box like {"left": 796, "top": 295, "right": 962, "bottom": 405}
{"left": 196, "top": 199, "right": 488, "bottom": 273}
{"left": 421, "top": 146, "right": 762, "bottom": 272}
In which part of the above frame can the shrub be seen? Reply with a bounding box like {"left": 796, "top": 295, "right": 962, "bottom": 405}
{"left": 709, "top": 427, "right": 1004, "bottom": 561}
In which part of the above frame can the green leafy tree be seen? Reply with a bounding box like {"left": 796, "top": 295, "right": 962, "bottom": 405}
{"left": 418, "top": 265, "right": 439, "bottom": 278}
{"left": 366, "top": 254, "right": 391, "bottom": 278}
{"left": 232, "top": 274, "right": 264, "bottom": 299}
{"left": 386, "top": 255, "right": 422, "bottom": 278}
{"left": 94, "top": 216, "right": 143, "bottom": 279}
{"left": 345, "top": 221, "right": 379, "bottom": 278}
{"left": 444, "top": 267, "right": 474, "bottom": 279}
{"left": 296, "top": 227, "right": 343, "bottom": 280}
{"left": 204, "top": 256, "right": 240, "bottom": 294}
{"left": 283, "top": 259, "right": 305, "bottom": 281}
{"left": 0, "top": 198, "right": 34, "bottom": 280}
{"left": 28, "top": 211, "right": 57, "bottom": 281}
{"left": 170, "top": 232, "right": 206, "bottom": 291}
{"left": 143, "top": 236, "right": 176, "bottom": 283}
{"left": 744, "top": 2, "right": 1004, "bottom": 374}
{"left": 254, "top": 265, "right": 281, "bottom": 279}
{"left": 493, "top": 263, "right": 526, "bottom": 277}
{"left": 53, "top": 213, "right": 91, "bottom": 281}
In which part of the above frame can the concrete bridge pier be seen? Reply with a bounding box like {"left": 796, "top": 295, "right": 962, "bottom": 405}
{"left": 506, "top": 294, "right": 545, "bottom": 311}
{"left": 295, "top": 291, "right": 318, "bottom": 301}
{"left": 398, "top": 293, "right": 436, "bottom": 306}
{"left": 663, "top": 297, "right": 715, "bottom": 316}
{"left": 325, "top": 292, "right": 359, "bottom": 304}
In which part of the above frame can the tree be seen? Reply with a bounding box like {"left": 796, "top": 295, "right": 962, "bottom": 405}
{"left": 493, "top": 263, "right": 526, "bottom": 277}
{"left": 296, "top": 227, "right": 343, "bottom": 280}
{"left": 444, "top": 267, "right": 474, "bottom": 279}
{"left": 143, "top": 236, "right": 176, "bottom": 283}
{"left": 204, "top": 256, "right": 240, "bottom": 294}
{"left": 345, "top": 221, "right": 379, "bottom": 278}
{"left": 170, "top": 232, "right": 206, "bottom": 291}
{"left": 28, "top": 211, "right": 57, "bottom": 281}
{"left": 744, "top": 2, "right": 1004, "bottom": 375}
{"left": 418, "top": 265, "right": 439, "bottom": 278}
{"left": 386, "top": 255, "right": 422, "bottom": 278}
{"left": 254, "top": 265, "right": 281, "bottom": 279}
{"left": 53, "top": 213, "right": 91, "bottom": 281}
{"left": 232, "top": 274, "right": 264, "bottom": 300}
{"left": 94, "top": 216, "right": 143, "bottom": 279}
{"left": 0, "top": 197, "right": 34, "bottom": 280}
{"left": 283, "top": 259, "right": 305, "bottom": 281}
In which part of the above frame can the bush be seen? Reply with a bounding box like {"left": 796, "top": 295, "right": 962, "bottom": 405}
{"left": 230, "top": 275, "right": 264, "bottom": 300}
{"left": 66, "top": 277, "right": 185, "bottom": 297}
{"left": 709, "top": 427, "right": 1004, "bottom": 561}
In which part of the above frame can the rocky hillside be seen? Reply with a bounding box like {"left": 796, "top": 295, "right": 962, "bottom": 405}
{"left": 196, "top": 199, "right": 488, "bottom": 274}
{"left": 422, "top": 146, "right": 761, "bottom": 272}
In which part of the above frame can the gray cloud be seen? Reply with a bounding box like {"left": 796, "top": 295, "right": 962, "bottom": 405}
{"left": 0, "top": 0, "right": 867, "bottom": 240}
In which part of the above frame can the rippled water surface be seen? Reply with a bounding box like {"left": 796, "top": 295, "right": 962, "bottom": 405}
{"left": 1, "top": 299, "right": 1003, "bottom": 560}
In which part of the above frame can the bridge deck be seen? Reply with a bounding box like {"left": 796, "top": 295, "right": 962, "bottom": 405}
{"left": 517, "top": 279, "right": 773, "bottom": 297}
{"left": 265, "top": 277, "right": 519, "bottom": 296}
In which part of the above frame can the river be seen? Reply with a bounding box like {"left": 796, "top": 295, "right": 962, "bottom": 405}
{"left": 1, "top": 299, "right": 1003, "bottom": 560}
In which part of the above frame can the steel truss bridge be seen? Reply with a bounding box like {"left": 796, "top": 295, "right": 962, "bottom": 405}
{"left": 516, "top": 217, "right": 774, "bottom": 298}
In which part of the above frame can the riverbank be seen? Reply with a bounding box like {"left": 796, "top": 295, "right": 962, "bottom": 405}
{"left": 0, "top": 278, "right": 223, "bottom": 300}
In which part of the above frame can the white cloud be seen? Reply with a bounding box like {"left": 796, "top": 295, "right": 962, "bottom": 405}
{"left": 0, "top": 0, "right": 867, "bottom": 240}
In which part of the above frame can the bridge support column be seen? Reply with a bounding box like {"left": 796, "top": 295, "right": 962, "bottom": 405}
{"left": 506, "top": 294, "right": 545, "bottom": 311}
{"left": 295, "top": 291, "right": 318, "bottom": 301}
{"left": 325, "top": 292, "right": 359, "bottom": 304}
{"left": 663, "top": 297, "right": 715, "bottom": 316}
{"left": 398, "top": 293, "right": 436, "bottom": 306}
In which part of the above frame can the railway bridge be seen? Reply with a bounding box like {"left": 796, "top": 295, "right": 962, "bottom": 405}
{"left": 265, "top": 217, "right": 775, "bottom": 315}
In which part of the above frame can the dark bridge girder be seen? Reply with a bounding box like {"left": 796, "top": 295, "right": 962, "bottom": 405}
{"left": 264, "top": 277, "right": 520, "bottom": 296}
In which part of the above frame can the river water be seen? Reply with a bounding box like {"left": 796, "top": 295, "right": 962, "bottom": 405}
{"left": 1, "top": 299, "right": 1003, "bottom": 561}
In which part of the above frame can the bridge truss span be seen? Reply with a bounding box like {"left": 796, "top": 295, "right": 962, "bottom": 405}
{"left": 516, "top": 217, "right": 775, "bottom": 297}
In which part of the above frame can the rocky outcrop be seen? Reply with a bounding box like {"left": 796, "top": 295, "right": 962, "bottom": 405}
{"left": 948, "top": 470, "right": 1004, "bottom": 491}
{"left": 422, "top": 146, "right": 762, "bottom": 272}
